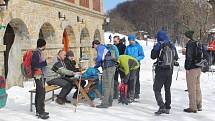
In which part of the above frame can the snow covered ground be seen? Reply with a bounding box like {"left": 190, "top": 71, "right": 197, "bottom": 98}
{"left": 0, "top": 33, "right": 215, "bottom": 121}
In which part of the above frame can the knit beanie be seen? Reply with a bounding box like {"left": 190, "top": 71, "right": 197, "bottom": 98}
{"left": 66, "top": 50, "right": 74, "bottom": 57}
{"left": 37, "top": 39, "right": 46, "bottom": 48}
{"left": 128, "top": 35, "right": 135, "bottom": 41}
{"left": 184, "top": 30, "right": 194, "bottom": 40}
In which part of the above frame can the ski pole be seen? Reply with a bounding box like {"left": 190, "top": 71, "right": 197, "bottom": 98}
{"left": 74, "top": 72, "right": 82, "bottom": 112}
{"left": 176, "top": 66, "right": 180, "bottom": 81}
{"left": 152, "top": 63, "right": 156, "bottom": 82}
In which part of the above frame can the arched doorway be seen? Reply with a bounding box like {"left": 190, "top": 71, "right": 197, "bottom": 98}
{"left": 39, "top": 22, "right": 55, "bottom": 43}
{"left": 94, "top": 29, "right": 101, "bottom": 41}
{"left": 3, "top": 24, "right": 15, "bottom": 78}
{"left": 80, "top": 27, "right": 90, "bottom": 59}
{"left": 3, "top": 18, "right": 30, "bottom": 88}
{"left": 62, "top": 26, "right": 75, "bottom": 52}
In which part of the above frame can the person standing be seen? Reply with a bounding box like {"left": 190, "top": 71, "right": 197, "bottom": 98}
{"left": 151, "top": 30, "right": 179, "bottom": 115}
{"left": 184, "top": 30, "right": 202, "bottom": 113}
{"left": 113, "top": 35, "right": 126, "bottom": 99}
{"left": 32, "top": 39, "right": 51, "bottom": 119}
{"left": 125, "top": 35, "right": 145, "bottom": 99}
{"left": 92, "top": 40, "right": 117, "bottom": 108}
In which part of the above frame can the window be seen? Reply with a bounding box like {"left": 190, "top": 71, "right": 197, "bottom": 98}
{"left": 80, "top": 0, "right": 89, "bottom": 8}
{"left": 65, "top": 0, "right": 75, "bottom": 3}
{"left": 93, "top": 0, "right": 100, "bottom": 12}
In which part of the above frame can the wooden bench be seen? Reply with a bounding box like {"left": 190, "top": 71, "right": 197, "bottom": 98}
{"left": 29, "top": 85, "right": 61, "bottom": 112}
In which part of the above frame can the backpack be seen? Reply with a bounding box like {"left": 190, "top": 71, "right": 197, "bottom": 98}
{"left": 82, "top": 67, "right": 100, "bottom": 79}
{"left": 157, "top": 42, "right": 175, "bottom": 69}
{"left": 194, "top": 42, "right": 209, "bottom": 72}
{"left": 118, "top": 83, "right": 128, "bottom": 105}
{"left": 102, "top": 45, "right": 117, "bottom": 68}
{"left": 0, "top": 76, "right": 6, "bottom": 89}
{"left": 104, "top": 45, "right": 117, "bottom": 61}
{"left": 0, "top": 76, "right": 7, "bottom": 108}
{"left": 21, "top": 50, "right": 34, "bottom": 78}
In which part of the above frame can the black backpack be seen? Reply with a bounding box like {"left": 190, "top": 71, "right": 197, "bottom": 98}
{"left": 194, "top": 41, "right": 209, "bottom": 72}
{"left": 157, "top": 42, "right": 175, "bottom": 69}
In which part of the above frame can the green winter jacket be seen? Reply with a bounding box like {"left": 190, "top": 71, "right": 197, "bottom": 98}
{"left": 118, "top": 55, "right": 140, "bottom": 76}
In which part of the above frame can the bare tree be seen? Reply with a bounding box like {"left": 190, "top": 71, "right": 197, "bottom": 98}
{"left": 108, "top": 0, "right": 214, "bottom": 46}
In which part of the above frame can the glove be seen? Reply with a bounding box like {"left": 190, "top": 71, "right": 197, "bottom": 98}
{"left": 174, "top": 61, "right": 179, "bottom": 67}
{"left": 115, "top": 62, "right": 120, "bottom": 68}
{"left": 74, "top": 72, "right": 81, "bottom": 78}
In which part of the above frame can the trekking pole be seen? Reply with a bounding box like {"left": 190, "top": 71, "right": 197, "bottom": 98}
{"left": 74, "top": 71, "right": 82, "bottom": 112}
{"left": 152, "top": 63, "right": 156, "bottom": 82}
{"left": 176, "top": 66, "right": 180, "bottom": 81}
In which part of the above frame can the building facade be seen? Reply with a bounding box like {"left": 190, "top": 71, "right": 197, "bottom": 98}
{"left": 0, "top": 0, "right": 104, "bottom": 88}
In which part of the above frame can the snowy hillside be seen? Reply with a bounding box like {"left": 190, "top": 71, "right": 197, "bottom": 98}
{"left": 0, "top": 33, "right": 215, "bottom": 121}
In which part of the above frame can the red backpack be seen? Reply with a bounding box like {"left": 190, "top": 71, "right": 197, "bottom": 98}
{"left": 21, "top": 50, "right": 34, "bottom": 78}
{"left": 118, "top": 83, "right": 128, "bottom": 105}
{"left": 0, "top": 76, "right": 6, "bottom": 89}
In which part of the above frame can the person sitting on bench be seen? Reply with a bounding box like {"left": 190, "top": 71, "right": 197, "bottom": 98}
{"left": 47, "top": 50, "right": 80, "bottom": 105}
{"left": 64, "top": 50, "right": 86, "bottom": 99}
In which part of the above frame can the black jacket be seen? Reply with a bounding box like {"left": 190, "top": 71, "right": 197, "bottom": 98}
{"left": 64, "top": 58, "right": 79, "bottom": 72}
{"left": 185, "top": 40, "right": 200, "bottom": 70}
{"left": 51, "top": 57, "right": 75, "bottom": 77}
{"left": 115, "top": 42, "right": 126, "bottom": 55}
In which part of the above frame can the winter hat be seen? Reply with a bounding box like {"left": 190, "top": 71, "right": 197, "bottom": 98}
{"left": 120, "top": 37, "right": 126, "bottom": 43}
{"left": 66, "top": 50, "right": 74, "bottom": 57}
{"left": 156, "top": 30, "right": 170, "bottom": 42}
{"left": 37, "top": 39, "right": 46, "bottom": 48}
{"left": 128, "top": 35, "right": 135, "bottom": 41}
{"left": 184, "top": 30, "right": 194, "bottom": 40}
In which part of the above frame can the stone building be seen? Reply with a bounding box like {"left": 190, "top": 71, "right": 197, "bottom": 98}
{"left": 0, "top": 0, "right": 104, "bottom": 88}
{"left": 209, "top": 0, "right": 215, "bottom": 19}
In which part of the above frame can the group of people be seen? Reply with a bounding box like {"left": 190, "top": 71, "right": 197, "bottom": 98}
{"left": 92, "top": 34, "right": 144, "bottom": 108}
{"left": 31, "top": 35, "right": 145, "bottom": 119}
{"left": 31, "top": 29, "right": 204, "bottom": 119}
{"left": 31, "top": 39, "right": 83, "bottom": 119}
{"left": 150, "top": 30, "right": 203, "bottom": 115}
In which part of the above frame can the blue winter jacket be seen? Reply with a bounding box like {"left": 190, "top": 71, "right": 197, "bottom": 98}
{"left": 94, "top": 44, "right": 106, "bottom": 68}
{"left": 125, "top": 42, "right": 145, "bottom": 62}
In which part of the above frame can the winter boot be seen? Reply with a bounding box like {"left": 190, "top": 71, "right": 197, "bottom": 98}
{"left": 37, "top": 112, "right": 49, "bottom": 119}
{"left": 134, "top": 94, "right": 140, "bottom": 99}
{"left": 184, "top": 108, "right": 197, "bottom": 113}
{"left": 56, "top": 97, "right": 65, "bottom": 105}
{"left": 64, "top": 98, "right": 71, "bottom": 103}
{"left": 155, "top": 107, "right": 168, "bottom": 115}
{"left": 36, "top": 112, "right": 49, "bottom": 116}
{"left": 96, "top": 104, "right": 109, "bottom": 108}
{"left": 197, "top": 105, "right": 202, "bottom": 111}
